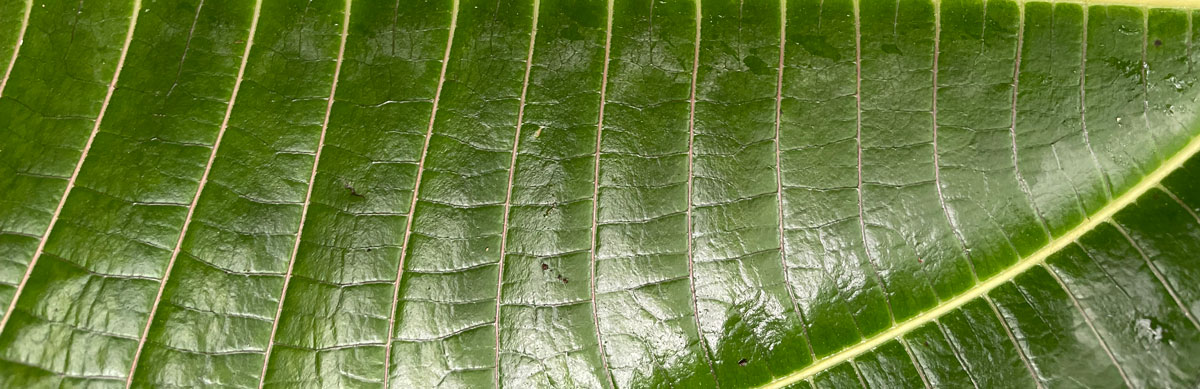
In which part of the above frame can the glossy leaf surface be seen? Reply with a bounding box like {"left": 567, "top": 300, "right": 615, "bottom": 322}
{"left": 1, "top": 0, "right": 1199, "bottom": 388}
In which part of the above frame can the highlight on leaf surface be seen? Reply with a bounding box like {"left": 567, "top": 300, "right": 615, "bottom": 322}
{"left": 0, "top": 0, "right": 1198, "bottom": 387}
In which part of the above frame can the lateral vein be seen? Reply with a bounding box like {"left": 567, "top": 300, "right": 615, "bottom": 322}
{"left": 1008, "top": 2, "right": 1054, "bottom": 240}
{"left": 772, "top": 0, "right": 817, "bottom": 361}
{"left": 1110, "top": 221, "right": 1200, "bottom": 331}
{"left": 1079, "top": 6, "right": 1115, "bottom": 200}
{"left": 381, "top": 1, "right": 458, "bottom": 386}
{"left": 854, "top": 0, "right": 898, "bottom": 324}
{"left": 931, "top": 0, "right": 979, "bottom": 281}
{"left": 125, "top": 1, "right": 262, "bottom": 385}
{"left": 1038, "top": 260, "right": 1134, "bottom": 387}
{"left": 0, "top": 0, "right": 32, "bottom": 97}
{"left": 760, "top": 98, "right": 1200, "bottom": 388}
{"left": 983, "top": 294, "right": 1045, "bottom": 388}
{"left": 493, "top": 1, "right": 539, "bottom": 385}
{"left": 256, "top": 0, "right": 351, "bottom": 385}
{"left": 0, "top": 0, "right": 143, "bottom": 337}
{"left": 684, "top": 0, "right": 720, "bottom": 385}
{"left": 588, "top": 0, "right": 616, "bottom": 385}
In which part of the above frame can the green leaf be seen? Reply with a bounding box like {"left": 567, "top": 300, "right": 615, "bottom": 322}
{"left": 0, "top": 0, "right": 1198, "bottom": 387}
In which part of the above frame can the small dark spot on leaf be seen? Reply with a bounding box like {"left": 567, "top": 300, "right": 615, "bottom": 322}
{"left": 1155, "top": 39, "right": 1163, "bottom": 47}
{"left": 738, "top": 358, "right": 748, "bottom": 367}
{"left": 742, "top": 56, "right": 772, "bottom": 75}
{"left": 923, "top": 340, "right": 929, "bottom": 347}
{"left": 797, "top": 34, "right": 840, "bottom": 61}
{"left": 344, "top": 183, "right": 364, "bottom": 197}
{"left": 366, "top": 248, "right": 372, "bottom": 252}
{"left": 541, "top": 263, "right": 549, "bottom": 271}
{"left": 560, "top": 26, "right": 584, "bottom": 41}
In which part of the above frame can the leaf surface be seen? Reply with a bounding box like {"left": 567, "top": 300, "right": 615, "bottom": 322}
{"left": 1, "top": 0, "right": 1199, "bottom": 388}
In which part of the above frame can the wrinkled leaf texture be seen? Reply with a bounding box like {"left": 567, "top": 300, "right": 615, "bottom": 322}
{"left": 0, "top": 0, "right": 1199, "bottom": 387}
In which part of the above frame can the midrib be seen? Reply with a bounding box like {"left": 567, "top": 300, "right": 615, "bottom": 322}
{"left": 761, "top": 114, "right": 1200, "bottom": 389}
{"left": 758, "top": 1, "right": 1200, "bottom": 386}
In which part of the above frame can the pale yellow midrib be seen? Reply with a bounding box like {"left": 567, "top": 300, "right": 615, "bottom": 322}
{"left": 761, "top": 121, "right": 1200, "bottom": 389}
{"left": 755, "top": 0, "right": 1200, "bottom": 386}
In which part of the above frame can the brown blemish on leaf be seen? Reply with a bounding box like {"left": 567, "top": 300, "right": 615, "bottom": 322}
{"left": 344, "top": 182, "right": 364, "bottom": 197}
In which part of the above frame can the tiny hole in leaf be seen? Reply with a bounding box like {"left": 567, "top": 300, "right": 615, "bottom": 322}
{"left": 738, "top": 359, "right": 748, "bottom": 366}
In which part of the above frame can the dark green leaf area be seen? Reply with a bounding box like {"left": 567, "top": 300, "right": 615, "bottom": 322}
{"left": 0, "top": 0, "right": 1198, "bottom": 388}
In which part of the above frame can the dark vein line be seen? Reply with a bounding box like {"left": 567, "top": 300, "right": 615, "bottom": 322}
{"left": 164, "top": 0, "right": 204, "bottom": 98}
{"left": 1079, "top": 6, "right": 1114, "bottom": 200}
{"left": 1077, "top": 230, "right": 1136, "bottom": 301}
{"left": 898, "top": 338, "right": 933, "bottom": 389}
{"left": 1159, "top": 184, "right": 1200, "bottom": 224}
{"left": 808, "top": 0, "right": 869, "bottom": 342}
{"left": 851, "top": 359, "right": 870, "bottom": 388}
{"left": 256, "top": 0, "right": 350, "bottom": 385}
{"left": 0, "top": 0, "right": 143, "bottom": 337}
{"left": 64, "top": 0, "right": 83, "bottom": 61}
{"left": 933, "top": 320, "right": 982, "bottom": 389}
{"left": 931, "top": 0, "right": 980, "bottom": 282}
{"left": 1051, "top": 144, "right": 1092, "bottom": 220}
{"left": 773, "top": 0, "right": 816, "bottom": 362}
{"left": 380, "top": 1, "right": 458, "bottom": 386}
{"left": 1008, "top": 2, "right": 1053, "bottom": 240}
{"left": 983, "top": 294, "right": 1044, "bottom": 389}
{"left": 855, "top": 0, "right": 898, "bottom": 324}
{"left": 1039, "top": 262, "right": 1134, "bottom": 388}
{"left": 1109, "top": 221, "right": 1200, "bottom": 331}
